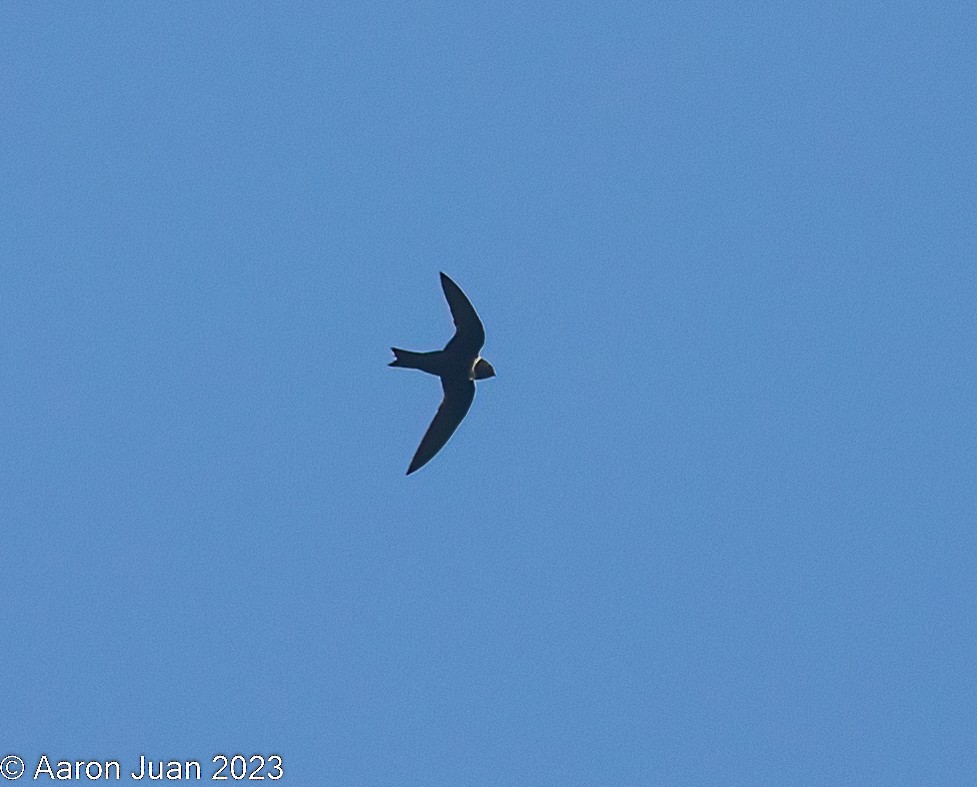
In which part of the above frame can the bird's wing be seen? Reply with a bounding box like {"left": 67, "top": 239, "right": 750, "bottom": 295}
{"left": 406, "top": 377, "right": 476, "bottom": 474}
{"left": 440, "top": 272, "right": 485, "bottom": 355}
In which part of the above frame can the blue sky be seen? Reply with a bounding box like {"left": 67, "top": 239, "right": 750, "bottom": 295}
{"left": 2, "top": 3, "right": 975, "bottom": 783}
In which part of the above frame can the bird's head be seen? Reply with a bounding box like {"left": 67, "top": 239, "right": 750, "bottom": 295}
{"left": 472, "top": 357, "right": 496, "bottom": 380}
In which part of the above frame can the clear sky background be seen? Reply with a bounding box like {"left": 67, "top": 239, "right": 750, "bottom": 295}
{"left": 2, "top": 3, "right": 975, "bottom": 784}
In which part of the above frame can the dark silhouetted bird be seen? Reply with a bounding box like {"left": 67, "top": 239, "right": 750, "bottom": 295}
{"left": 390, "top": 272, "right": 496, "bottom": 475}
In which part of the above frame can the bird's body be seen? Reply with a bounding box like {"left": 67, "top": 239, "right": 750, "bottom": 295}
{"left": 390, "top": 273, "right": 495, "bottom": 474}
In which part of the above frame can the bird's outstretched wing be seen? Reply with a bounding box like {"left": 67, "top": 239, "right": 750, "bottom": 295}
{"left": 406, "top": 377, "right": 476, "bottom": 475}
{"left": 440, "top": 272, "right": 485, "bottom": 355}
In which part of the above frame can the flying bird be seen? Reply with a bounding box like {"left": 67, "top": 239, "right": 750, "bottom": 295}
{"left": 390, "top": 272, "right": 496, "bottom": 475}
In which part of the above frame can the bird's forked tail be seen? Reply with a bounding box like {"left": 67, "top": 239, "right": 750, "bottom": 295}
{"left": 389, "top": 348, "right": 428, "bottom": 369}
{"left": 389, "top": 348, "right": 445, "bottom": 375}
